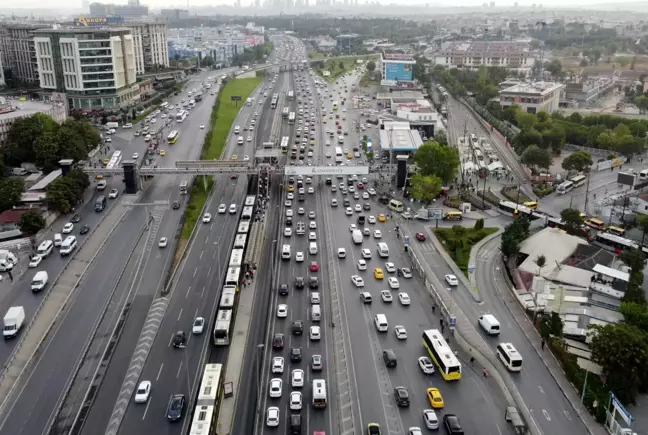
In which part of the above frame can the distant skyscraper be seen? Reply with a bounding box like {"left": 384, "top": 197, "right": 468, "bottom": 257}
{"left": 490, "top": 1, "right": 494, "bottom": 6}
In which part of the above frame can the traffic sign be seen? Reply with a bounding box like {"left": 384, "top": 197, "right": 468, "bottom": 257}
{"left": 468, "top": 263, "right": 476, "bottom": 273}
{"left": 430, "top": 208, "right": 443, "bottom": 220}
{"left": 231, "top": 95, "right": 242, "bottom": 101}
{"left": 449, "top": 315, "right": 456, "bottom": 329}
{"left": 404, "top": 235, "right": 409, "bottom": 245}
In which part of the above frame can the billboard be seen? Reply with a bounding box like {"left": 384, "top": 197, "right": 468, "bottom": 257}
{"left": 385, "top": 62, "right": 413, "bottom": 82}
{"left": 75, "top": 16, "right": 124, "bottom": 27}
{"left": 284, "top": 166, "right": 369, "bottom": 176}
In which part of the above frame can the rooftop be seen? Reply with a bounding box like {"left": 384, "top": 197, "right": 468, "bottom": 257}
{"left": 381, "top": 53, "right": 415, "bottom": 63}
{"left": 0, "top": 99, "right": 56, "bottom": 123}
{"left": 0, "top": 209, "right": 30, "bottom": 224}
{"left": 439, "top": 40, "right": 532, "bottom": 56}
{"left": 28, "top": 169, "right": 62, "bottom": 192}
{"left": 379, "top": 121, "right": 424, "bottom": 151}
{"left": 34, "top": 27, "right": 131, "bottom": 34}
{"left": 388, "top": 90, "right": 425, "bottom": 102}
{"left": 500, "top": 81, "right": 564, "bottom": 96}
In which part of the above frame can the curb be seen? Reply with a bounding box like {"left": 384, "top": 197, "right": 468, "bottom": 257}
{"left": 468, "top": 228, "right": 504, "bottom": 296}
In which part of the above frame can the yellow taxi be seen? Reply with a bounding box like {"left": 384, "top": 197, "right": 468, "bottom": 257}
{"left": 103, "top": 158, "right": 110, "bottom": 165}
{"left": 310, "top": 139, "right": 316, "bottom": 145}
{"left": 231, "top": 154, "right": 238, "bottom": 160}
{"left": 373, "top": 268, "right": 384, "bottom": 280}
{"left": 347, "top": 152, "right": 353, "bottom": 159}
{"left": 160, "top": 150, "right": 166, "bottom": 156}
{"left": 427, "top": 387, "right": 444, "bottom": 408}
{"left": 377, "top": 213, "right": 387, "bottom": 222}
{"left": 95, "top": 174, "right": 104, "bottom": 180}
{"left": 288, "top": 184, "right": 295, "bottom": 192}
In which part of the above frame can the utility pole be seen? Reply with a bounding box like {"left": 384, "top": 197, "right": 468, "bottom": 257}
{"left": 583, "top": 167, "right": 592, "bottom": 214}
{"left": 460, "top": 118, "right": 468, "bottom": 190}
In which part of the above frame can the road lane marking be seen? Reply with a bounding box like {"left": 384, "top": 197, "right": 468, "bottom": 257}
{"left": 142, "top": 396, "right": 152, "bottom": 420}
{"left": 193, "top": 267, "right": 198, "bottom": 277}
{"left": 201, "top": 285, "right": 205, "bottom": 298}
{"left": 542, "top": 409, "right": 551, "bottom": 421}
{"left": 176, "top": 360, "right": 183, "bottom": 379}
{"left": 177, "top": 308, "right": 183, "bottom": 322}
{"left": 200, "top": 250, "right": 204, "bottom": 260}
{"left": 185, "top": 286, "right": 191, "bottom": 298}
{"left": 156, "top": 364, "right": 164, "bottom": 381}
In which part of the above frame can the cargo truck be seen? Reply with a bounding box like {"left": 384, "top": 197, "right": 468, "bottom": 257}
{"left": 3, "top": 306, "right": 25, "bottom": 338}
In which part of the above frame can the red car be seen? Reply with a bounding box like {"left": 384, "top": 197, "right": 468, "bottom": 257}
{"left": 309, "top": 261, "right": 320, "bottom": 272}
{"left": 416, "top": 232, "right": 427, "bottom": 241}
{"left": 357, "top": 183, "right": 364, "bottom": 189}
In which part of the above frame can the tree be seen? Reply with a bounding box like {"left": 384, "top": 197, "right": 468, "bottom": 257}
{"left": 521, "top": 145, "right": 551, "bottom": 172}
{"left": 18, "top": 211, "right": 45, "bottom": 235}
{"left": 366, "top": 60, "right": 376, "bottom": 72}
{"left": 0, "top": 178, "right": 25, "bottom": 212}
{"left": 201, "top": 55, "right": 215, "bottom": 67}
{"left": 539, "top": 312, "right": 563, "bottom": 339}
{"left": 534, "top": 254, "right": 547, "bottom": 275}
{"left": 434, "top": 130, "right": 448, "bottom": 146}
{"left": 560, "top": 208, "right": 584, "bottom": 235}
{"left": 3, "top": 113, "right": 58, "bottom": 166}
{"left": 413, "top": 142, "right": 460, "bottom": 184}
{"left": 516, "top": 111, "right": 538, "bottom": 130}
{"left": 338, "top": 61, "right": 345, "bottom": 70}
{"left": 562, "top": 151, "right": 593, "bottom": 172}
{"left": 590, "top": 323, "right": 648, "bottom": 405}
{"left": 410, "top": 174, "right": 443, "bottom": 204}
{"left": 500, "top": 217, "right": 530, "bottom": 258}
{"left": 45, "top": 171, "right": 88, "bottom": 214}
{"left": 542, "top": 126, "right": 566, "bottom": 152}
{"left": 514, "top": 128, "right": 543, "bottom": 153}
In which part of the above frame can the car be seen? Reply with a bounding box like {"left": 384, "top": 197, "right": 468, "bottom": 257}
{"left": 345, "top": 207, "right": 353, "bottom": 215}
{"left": 200, "top": 124, "right": 205, "bottom": 129}
{"left": 416, "top": 232, "right": 427, "bottom": 241}
{"left": 172, "top": 331, "right": 186, "bottom": 348}
{"left": 373, "top": 230, "right": 382, "bottom": 239}
{"left": 277, "top": 304, "right": 288, "bottom": 318}
{"left": 298, "top": 207, "right": 305, "bottom": 215}
{"left": 309, "top": 231, "right": 316, "bottom": 240}
{"left": 108, "top": 189, "right": 119, "bottom": 199}
{"left": 28, "top": 255, "right": 43, "bottom": 268}
{"left": 284, "top": 227, "right": 293, "bottom": 237}
{"left": 384, "top": 262, "right": 396, "bottom": 273}
{"left": 378, "top": 213, "right": 387, "bottom": 222}
{"left": 278, "top": 284, "right": 289, "bottom": 296}
{"left": 292, "top": 369, "right": 305, "bottom": 387}
{"left": 218, "top": 204, "right": 227, "bottom": 214}
{"left": 134, "top": 380, "right": 151, "bottom": 403}
{"left": 401, "top": 268, "right": 413, "bottom": 279}
{"left": 309, "top": 261, "right": 319, "bottom": 272}
{"left": 132, "top": 152, "right": 139, "bottom": 160}
{"left": 356, "top": 259, "right": 367, "bottom": 271}
{"left": 395, "top": 325, "right": 408, "bottom": 340}
{"left": 309, "top": 211, "right": 316, "bottom": 219}
{"left": 368, "top": 423, "right": 381, "bottom": 434}
{"left": 445, "top": 274, "right": 459, "bottom": 286}
{"left": 80, "top": 225, "right": 90, "bottom": 235}
{"left": 296, "top": 251, "right": 304, "bottom": 262}
{"left": 172, "top": 201, "right": 180, "bottom": 210}
{"left": 408, "top": 428, "right": 423, "bottom": 435}
{"left": 354, "top": 204, "right": 362, "bottom": 212}
{"left": 158, "top": 237, "right": 168, "bottom": 248}
{"left": 423, "top": 410, "right": 440, "bottom": 430}
{"left": 368, "top": 188, "right": 377, "bottom": 195}
{"left": 202, "top": 213, "right": 212, "bottom": 223}
{"left": 349, "top": 224, "right": 358, "bottom": 232}
{"left": 266, "top": 406, "right": 280, "bottom": 427}
{"left": 388, "top": 277, "right": 400, "bottom": 289}
{"left": 443, "top": 414, "right": 463, "bottom": 434}
{"left": 427, "top": 387, "right": 444, "bottom": 408}
{"left": 290, "top": 347, "right": 302, "bottom": 362}
{"left": 398, "top": 292, "right": 411, "bottom": 305}
{"left": 381, "top": 290, "right": 393, "bottom": 303}
{"left": 394, "top": 386, "right": 410, "bottom": 407}
{"left": 287, "top": 192, "right": 294, "bottom": 200}
{"left": 311, "top": 354, "right": 323, "bottom": 371}
{"left": 309, "top": 221, "right": 317, "bottom": 229}
{"left": 351, "top": 275, "right": 365, "bottom": 287}
{"left": 361, "top": 249, "right": 372, "bottom": 259}
{"left": 338, "top": 248, "right": 346, "bottom": 258}
{"left": 309, "top": 326, "right": 321, "bottom": 340}
{"left": 418, "top": 356, "right": 435, "bottom": 374}
{"left": 295, "top": 276, "right": 305, "bottom": 289}
{"left": 272, "top": 356, "right": 284, "bottom": 373}
{"left": 368, "top": 215, "right": 376, "bottom": 224}
{"left": 62, "top": 223, "right": 74, "bottom": 234}
{"left": 247, "top": 135, "right": 252, "bottom": 142}
{"left": 272, "top": 333, "right": 284, "bottom": 349}
{"left": 166, "top": 394, "right": 186, "bottom": 421}
{"left": 374, "top": 268, "right": 384, "bottom": 280}
{"left": 269, "top": 378, "right": 282, "bottom": 398}
{"left": 190, "top": 316, "right": 205, "bottom": 334}
{"left": 290, "top": 391, "right": 302, "bottom": 410}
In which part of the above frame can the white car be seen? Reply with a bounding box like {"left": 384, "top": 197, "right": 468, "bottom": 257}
{"left": 285, "top": 200, "right": 292, "bottom": 207}
{"left": 307, "top": 187, "right": 315, "bottom": 194}
{"left": 338, "top": 248, "right": 346, "bottom": 258}
{"left": 395, "top": 325, "right": 408, "bottom": 340}
{"left": 244, "top": 155, "right": 250, "bottom": 161}
{"left": 272, "top": 357, "right": 284, "bottom": 374}
{"left": 296, "top": 251, "right": 304, "bottom": 262}
{"left": 381, "top": 290, "right": 393, "bottom": 303}
{"left": 134, "top": 380, "right": 151, "bottom": 403}
{"left": 368, "top": 215, "right": 376, "bottom": 224}
{"left": 418, "top": 356, "right": 435, "bottom": 375}
{"left": 309, "top": 232, "right": 316, "bottom": 240}
{"left": 357, "top": 259, "right": 367, "bottom": 271}
{"left": 310, "top": 326, "right": 321, "bottom": 341}
{"left": 229, "top": 204, "right": 237, "bottom": 214}
{"left": 200, "top": 124, "right": 205, "bottom": 129}
{"left": 361, "top": 249, "right": 372, "bottom": 259}
{"left": 290, "top": 391, "right": 302, "bottom": 410}
{"left": 108, "top": 189, "right": 119, "bottom": 199}
{"left": 309, "top": 221, "right": 317, "bottom": 229}
{"left": 158, "top": 237, "right": 168, "bottom": 248}
{"left": 326, "top": 152, "right": 332, "bottom": 158}
{"left": 310, "top": 292, "right": 320, "bottom": 304}
{"left": 192, "top": 317, "right": 205, "bottom": 334}
{"left": 349, "top": 224, "right": 357, "bottom": 232}
{"left": 287, "top": 193, "right": 294, "bottom": 200}
{"left": 388, "top": 277, "right": 400, "bottom": 289}
{"left": 398, "top": 292, "right": 411, "bottom": 306}
{"left": 291, "top": 369, "right": 305, "bottom": 389}
{"left": 368, "top": 188, "right": 377, "bottom": 195}
{"left": 62, "top": 223, "right": 74, "bottom": 234}
{"left": 445, "top": 274, "right": 459, "bottom": 286}
{"left": 345, "top": 207, "right": 353, "bottom": 216}
{"left": 362, "top": 192, "right": 370, "bottom": 199}
{"left": 374, "top": 230, "right": 382, "bottom": 239}
{"left": 351, "top": 275, "right": 365, "bottom": 287}
{"left": 218, "top": 204, "right": 227, "bottom": 214}
{"left": 247, "top": 136, "right": 252, "bottom": 142}
{"left": 423, "top": 410, "right": 440, "bottom": 430}
{"left": 269, "top": 378, "right": 282, "bottom": 398}
{"left": 385, "top": 262, "right": 396, "bottom": 273}
{"left": 284, "top": 227, "right": 293, "bottom": 237}
{"left": 401, "top": 268, "right": 413, "bottom": 279}
{"left": 28, "top": 255, "right": 43, "bottom": 268}
{"left": 132, "top": 153, "right": 139, "bottom": 160}
{"left": 298, "top": 207, "right": 305, "bottom": 215}
{"left": 202, "top": 213, "right": 212, "bottom": 223}
{"left": 277, "top": 304, "right": 288, "bottom": 318}
{"left": 354, "top": 204, "right": 362, "bottom": 212}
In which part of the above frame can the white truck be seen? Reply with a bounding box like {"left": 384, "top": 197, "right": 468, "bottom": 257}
{"left": 3, "top": 306, "right": 25, "bottom": 338}
{"left": 352, "top": 229, "right": 363, "bottom": 244}
{"left": 105, "top": 121, "right": 119, "bottom": 129}
{"left": 0, "top": 249, "right": 18, "bottom": 272}
{"left": 31, "top": 271, "right": 49, "bottom": 292}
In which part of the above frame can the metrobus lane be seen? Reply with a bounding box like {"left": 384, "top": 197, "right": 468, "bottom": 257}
{"left": 327, "top": 196, "right": 514, "bottom": 434}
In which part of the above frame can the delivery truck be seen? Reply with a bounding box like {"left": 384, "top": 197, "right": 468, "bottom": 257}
{"left": 3, "top": 306, "right": 25, "bottom": 338}
{"left": 0, "top": 249, "right": 18, "bottom": 272}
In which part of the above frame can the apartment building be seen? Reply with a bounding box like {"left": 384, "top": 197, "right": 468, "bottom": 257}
{"left": 126, "top": 22, "right": 169, "bottom": 74}
{"left": 0, "top": 53, "right": 4, "bottom": 87}
{"left": 0, "top": 24, "right": 50, "bottom": 85}
{"left": 500, "top": 81, "right": 564, "bottom": 114}
{"left": 0, "top": 97, "right": 67, "bottom": 144}
{"left": 435, "top": 41, "right": 536, "bottom": 75}
{"left": 34, "top": 27, "right": 138, "bottom": 111}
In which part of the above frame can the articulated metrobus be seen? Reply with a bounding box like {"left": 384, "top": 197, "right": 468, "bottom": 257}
{"left": 288, "top": 112, "right": 296, "bottom": 124}
{"left": 176, "top": 110, "right": 187, "bottom": 122}
{"left": 105, "top": 151, "right": 122, "bottom": 173}
{"left": 288, "top": 90, "right": 294, "bottom": 100}
{"left": 167, "top": 130, "right": 179, "bottom": 144}
{"left": 187, "top": 363, "right": 223, "bottom": 435}
{"left": 282, "top": 107, "right": 290, "bottom": 119}
{"left": 422, "top": 329, "right": 462, "bottom": 381}
{"left": 280, "top": 136, "right": 289, "bottom": 153}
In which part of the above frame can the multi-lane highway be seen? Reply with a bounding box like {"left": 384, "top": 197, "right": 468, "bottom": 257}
{"left": 0, "top": 70, "right": 224, "bottom": 435}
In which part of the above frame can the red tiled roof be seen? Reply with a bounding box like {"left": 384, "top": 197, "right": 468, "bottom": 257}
{"left": 0, "top": 209, "right": 30, "bottom": 224}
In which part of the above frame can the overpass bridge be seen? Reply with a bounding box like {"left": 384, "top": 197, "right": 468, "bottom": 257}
{"left": 233, "top": 54, "right": 378, "bottom": 76}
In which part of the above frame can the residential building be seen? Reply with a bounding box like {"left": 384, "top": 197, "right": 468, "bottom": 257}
{"left": 89, "top": 1, "right": 149, "bottom": 19}
{"left": 125, "top": 22, "right": 169, "bottom": 74}
{"left": 435, "top": 41, "right": 536, "bottom": 75}
{"left": 34, "top": 27, "right": 138, "bottom": 111}
{"left": 160, "top": 9, "right": 189, "bottom": 20}
{"left": 336, "top": 34, "right": 360, "bottom": 53}
{"left": 500, "top": 81, "right": 564, "bottom": 114}
{"left": 0, "top": 24, "right": 50, "bottom": 85}
{"left": 0, "top": 53, "right": 4, "bottom": 87}
{"left": 0, "top": 97, "right": 67, "bottom": 145}
{"left": 380, "top": 52, "right": 416, "bottom": 85}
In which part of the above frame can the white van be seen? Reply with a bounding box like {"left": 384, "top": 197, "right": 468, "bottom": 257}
{"left": 377, "top": 242, "right": 389, "bottom": 258}
{"left": 281, "top": 244, "right": 291, "bottom": 260}
{"left": 309, "top": 242, "right": 318, "bottom": 255}
{"left": 311, "top": 304, "right": 321, "bottom": 322}
{"left": 234, "top": 125, "right": 240, "bottom": 134}
{"left": 237, "top": 136, "right": 244, "bottom": 145}
{"left": 54, "top": 233, "right": 63, "bottom": 247}
{"left": 37, "top": 240, "right": 54, "bottom": 257}
{"left": 31, "top": 271, "right": 49, "bottom": 292}
{"left": 60, "top": 236, "right": 77, "bottom": 256}
{"left": 374, "top": 314, "right": 388, "bottom": 332}
{"left": 388, "top": 199, "right": 404, "bottom": 212}
{"left": 478, "top": 314, "right": 501, "bottom": 335}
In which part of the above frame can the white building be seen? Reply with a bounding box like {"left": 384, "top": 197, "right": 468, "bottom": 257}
{"left": 126, "top": 22, "right": 169, "bottom": 75}
{"left": 435, "top": 41, "right": 536, "bottom": 75}
{"left": 0, "top": 97, "right": 67, "bottom": 144}
{"left": 500, "top": 81, "right": 564, "bottom": 114}
{"left": 34, "top": 27, "right": 138, "bottom": 110}
{"left": 0, "top": 52, "right": 4, "bottom": 87}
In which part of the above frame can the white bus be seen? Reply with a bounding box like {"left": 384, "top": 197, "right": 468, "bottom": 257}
{"left": 280, "top": 136, "right": 289, "bottom": 154}
{"left": 556, "top": 180, "right": 574, "bottom": 195}
{"left": 245, "top": 195, "right": 256, "bottom": 207}
{"left": 288, "top": 112, "right": 296, "bottom": 124}
{"left": 160, "top": 101, "right": 168, "bottom": 109}
{"left": 288, "top": 90, "right": 294, "bottom": 100}
{"left": 176, "top": 110, "right": 187, "bottom": 122}
{"left": 570, "top": 174, "right": 587, "bottom": 187}
{"left": 422, "top": 329, "right": 462, "bottom": 381}
{"left": 335, "top": 147, "right": 344, "bottom": 163}
{"left": 106, "top": 151, "right": 122, "bottom": 170}
{"left": 241, "top": 206, "right": 253, "bottom": 220}
{"left": 167, "top": 130, "right": 179, "bottom": 144}
{"left": 229, "top": 249, "right": 244, "bottom": 267}
{"left": 496, "top": 342, "right": 523, "bottom": 372}
{"left": 237, "top": 221, "right": 250, "bottom": 234}
{"left": 282, "top": 107, "right": 290, "bottom": 119}
{"left": 188, "top": 364, "right": 223, "bottom": 433}
{"left": 213, "top": 310, "right": 233, "bottom": 345}
{"left": 219, "top": 286, "right": 236, "bottom": 309}
{"left": 312, "top": 379, "right": 327, "bottom": 408}
{"left": 225, "top": 267, "right": 241, "bottom": 287}
{"left": 234, "top": 234, "right": 247, "bottom": 249}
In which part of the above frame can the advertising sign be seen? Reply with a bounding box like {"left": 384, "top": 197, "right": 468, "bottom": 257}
{"left": 284, "top": 166, "right": 369, "bottom": 176}
{"left": 385, "top": 62, "right": 413, "bottom": 82}
{"left": 75, "top": 16, "right": 124, "bottom": 27}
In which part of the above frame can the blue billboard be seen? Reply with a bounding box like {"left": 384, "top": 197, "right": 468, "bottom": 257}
{"left": 385, "top": 62, "right": 413, "bottom": 82}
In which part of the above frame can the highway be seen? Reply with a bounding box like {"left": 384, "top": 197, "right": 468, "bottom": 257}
{"left": 0, "top": 70, "right": 223, "bottom": 435}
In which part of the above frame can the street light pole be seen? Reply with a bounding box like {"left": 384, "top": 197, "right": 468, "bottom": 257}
{"left": 583, "top": 166, "right": 592, "bottom": 214}
{"left": 255, "top": 344, "right": 264, "bottom": 416}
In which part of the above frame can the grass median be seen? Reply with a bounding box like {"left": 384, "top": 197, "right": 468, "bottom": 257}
{"left": 434, "top": 223, "right": 498, "bottom": 276}
{"left": 313, "top": 55, "right": 377, "bottom": 83}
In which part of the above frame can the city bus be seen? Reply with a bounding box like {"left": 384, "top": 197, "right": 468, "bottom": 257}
{"left": 282, "top": 107, "right": 290, "bottom": 119}
{"left": 288, "top": 112, "right": 296, "bottom": 124}
{"left": 176, "top": 110, "right": 187, "bottom": 123}
{"left": 335, "top": 147, "right": 344, "bottom": 163}
{"left": 188, "top": 364, "right": 223, "bottom": 434}
{"left": 556, "top": 180, "right": 574, "bottom": 195}
{"left": 332, "top": 101, "right": 339, "bottom": 111}
{"left": 594, "top": 232, "right": 648, "bottom": 255}
{"left": 280, "top": 136, "right": 289, "bottom": 153}
{"left": 312, "top": 379, "right": 327, "bottom": 408}
{"left": 106, "top": 151, "right": 122, "bottom": 171}
{"left": 271, "top": 93, "right": 279, "bottom": 109}
{"left": 229, "top": 249, "right": 244, "bottom": 268}
{"left": 288, "top": 90, "right": 294, "bottom": 100}
{"left": 422, "top": 329, "right": 462, "bottom": 381}
{"left": 167, "top": 130, "right": 179, "bottom": 144}
{"left": 570, "top": 174, "right": 587, "bottom": 188}
{"left": 213, "top": 309, "right": 233, "bottom": 345}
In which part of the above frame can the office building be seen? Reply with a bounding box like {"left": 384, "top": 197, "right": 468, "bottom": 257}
{"left": 380, "top": 53, "right": 416, "bottom": 85}
{"left": 89, "top": 0, "right": 149, "bottom": 19}
{"left": 160, "top": 9, "right": 189, "bottom": 20}
{"left": 34, "top": 27, "right": 138, "bottom": 111}
{"left": 0, "top": 54, "right": 4, "bottom": 87}
{"left": 0, "top": 24, "right": 50, "bottom": 85}
{"left": 126, "top": 22, "right": 169, "bottom": 74}
{"left": 435, "top": 41, "right": 536, "bottom": 75}
{"left": 500, "top": 81, "right": 564, "bottom": 114}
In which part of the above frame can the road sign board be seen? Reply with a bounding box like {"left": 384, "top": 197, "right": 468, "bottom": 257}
{"left": 449, "top": 315, "right": 456, "bottom": 329}
{"left": 468, "top": 263, "right": 476, "bottom": 273}
{"left": 404, "top": 235, "right": 409, "bottom": 245}
{"left": 231, "top": 96, "right": 242, "bottom": 101}
{"left": 430, "top": 208, "right": 443, "bottom": 220}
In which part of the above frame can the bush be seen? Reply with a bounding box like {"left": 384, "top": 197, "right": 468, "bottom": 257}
{"left": 474, "top": 218, "right": 485, "bottom": 230}
{"left": 434, "top": 226, "right": 498, "bottom": 275}
{"left": 534, "top": 184, "right": 555, "bottom": 197}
